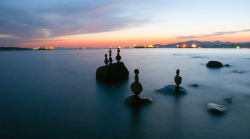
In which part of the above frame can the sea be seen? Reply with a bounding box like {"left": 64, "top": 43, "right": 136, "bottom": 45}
{"left": 0, "top": 48, "right": 250, "bottom": 139}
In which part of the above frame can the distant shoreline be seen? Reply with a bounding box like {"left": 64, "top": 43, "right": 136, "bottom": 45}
{"left": 0, "top": 47, "right": 32, "bottom": 51}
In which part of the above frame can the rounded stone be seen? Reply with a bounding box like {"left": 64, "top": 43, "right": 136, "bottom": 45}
{"left": 134, "top": 69, "right": 139, "bottom": 74}
{"left": 206, "top": 103, "right": 227, "bottom": 114}
{"left": 206, "top": 61, "right": 223, "bottom": 68}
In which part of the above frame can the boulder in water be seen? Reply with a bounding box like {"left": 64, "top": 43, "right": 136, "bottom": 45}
{"left": 206, "top": 103, "right": 227, "bottom": 114}
{"left": 96, "top": 62, "right": 129, "bottom": 82}
{"left": 206, "top": 61, "right": 223, "bottom": 68}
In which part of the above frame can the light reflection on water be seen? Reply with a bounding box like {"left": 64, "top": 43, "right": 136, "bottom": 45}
{"left": 0, "top": 49, "right": 250, "bottom": 138}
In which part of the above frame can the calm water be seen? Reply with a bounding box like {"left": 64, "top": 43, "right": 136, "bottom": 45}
{"left": 0, "top": 48, "right": 250, "bottom": 139}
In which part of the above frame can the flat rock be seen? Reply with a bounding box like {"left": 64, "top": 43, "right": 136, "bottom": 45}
{"left": 206, "top": 103, "right": 227, "bottom": 114}
{"left": 206, "top": 61, "right": 223, "bottom": 68}
{"left": 96, "top": 62, "right": 129, "bottom": 82}
{"left": 124, "top": 95, "right": 153, "bottom": 107}
{"left": 232, "top": 70, "right": 245, "bottom": 74}
{"left": 156, "top": 85, "right": 188, "bottom": 95}
{"left": 224, "top": 64, "right": 230, "bottom": 67}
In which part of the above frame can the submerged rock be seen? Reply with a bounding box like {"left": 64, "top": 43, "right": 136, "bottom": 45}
{"left": 156, "top": 85, "right": 188, "bottom": 95}
{"left": 232, "top": 70, "right": 245, "bottom": 74}
{"left": 224, "top": 97, "right": 232, "bottom": 103}
{"left": 206, "top": 61, "right": 223, "bottom": 68}
{"left": 206, "top": 103, "right": 227, "bottom": 114}
{"left": 190, "top": 84, "right": 199, "bottom": 87}
{"left": 96, "top": 62, "right": 129, "bottom": 82}
{"left": 124, "top": 95, "right": 153, "bottom": 107}
{"left": 191, "top": 56, "right": 207, "bottom": 59}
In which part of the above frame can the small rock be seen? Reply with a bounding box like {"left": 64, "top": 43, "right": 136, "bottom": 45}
{"left": 224, "top": 97, "right": 232, "bottom": 103}
{"left": 190, "top": 84, "right": 199, "bottom": 87}
{"left": 206, "top": 61, "right": 223, "bottom": 68}
{"left": 206, "top": 103, "right": 227, "bottom": 114}
{"left": 224, "top": 64, "right": 230, "bottom": 67}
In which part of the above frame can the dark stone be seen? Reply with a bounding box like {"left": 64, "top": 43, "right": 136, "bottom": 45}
{"left": 224, "top": 64, "right": 230, "bottom": 67}
{"left": 96, "top": 62, "right": 129, "bottom": 82}
{"left": 124, "top": 95, "right": 153, "bottom": 107}
{"left": 206, "top": 61, "right": 223, "bottom": 68}
{"left": 224, "top": 97, "right": 232, "bottom": 103}
{"left": 156, "top": 85, "right": 188, "bottom": 95}
{"left": 206, "top": 103, "right": 226, "bottom": 114}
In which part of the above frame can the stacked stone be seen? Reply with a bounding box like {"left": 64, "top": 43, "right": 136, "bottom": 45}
{"left": 130, "top": 69, "right": 143, "bottom": 96}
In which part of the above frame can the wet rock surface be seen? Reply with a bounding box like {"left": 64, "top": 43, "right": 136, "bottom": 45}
{"left": 156, "top": 85, "right": 188, "bottom": 95}
{"left": 206, "top": 103, "right": 227, "bottom": 114}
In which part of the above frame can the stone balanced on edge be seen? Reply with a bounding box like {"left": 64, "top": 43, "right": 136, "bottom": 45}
{"left": 124, "top": 69, "right": 153, "bottom": 107}
{"left": 96, "top": 48, "right": 129, "bottom": 82}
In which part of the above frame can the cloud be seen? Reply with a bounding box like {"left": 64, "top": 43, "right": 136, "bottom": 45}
{"left": 0, "top": 0, "right": 156, "bottom": 46}
{"left": 177, "top": 29, "right": 250, "bottom": 39}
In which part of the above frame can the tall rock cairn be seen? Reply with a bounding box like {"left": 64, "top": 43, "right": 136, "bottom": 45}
{"left": 108, "top": 48, "right": 113, "bottom": 65}
{"left": 116, "top": 48, "right": 121, "bottom": 62}
{"left": 130, "top": 69, "right": 143, "bottom": 96}
{"left": 174, "top": 69, "right": 182, "bottom": 92}
{"left": 104, "top": 54, "right": 109, "bottom": 66}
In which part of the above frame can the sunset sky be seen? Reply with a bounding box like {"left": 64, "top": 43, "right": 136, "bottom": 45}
{"left": 0, "top": 0, "right": 250, "bottom": 48}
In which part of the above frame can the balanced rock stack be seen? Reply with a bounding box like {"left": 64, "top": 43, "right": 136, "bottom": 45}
{"left": 124, "top": 69, "right": 153, "bottom": 107}
{"left": 156, "top": 69, "right": 188, "bottom": 95}
{"left": 174, "top": 69, "right": 182, "bottom": 93}
{"left": 96, "top": 48, "right": 129, "bottom": 82}
{"left": 130, "top": 69, "right": 143, "bottom": 96}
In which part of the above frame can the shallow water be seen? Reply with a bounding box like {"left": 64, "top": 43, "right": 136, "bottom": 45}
{"left": 0, "top": 48, "right": 250, "bottom": 138}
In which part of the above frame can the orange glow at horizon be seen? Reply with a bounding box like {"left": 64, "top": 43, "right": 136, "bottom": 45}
{"left": 18, "top": 30, "right": 250, "bottom": 48}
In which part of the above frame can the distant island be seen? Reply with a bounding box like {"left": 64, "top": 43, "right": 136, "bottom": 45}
{"left": 155, "top": 40, "right": 250, "bottom": 48}
{"left": 0, "top": 47, "right": 32, "bottom": 51}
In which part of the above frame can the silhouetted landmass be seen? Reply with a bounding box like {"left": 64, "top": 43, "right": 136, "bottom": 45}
{"left": 156, "top": 40, "right": 250, "bottom": 48}
{"left": 0, "top": 47, "right": 32, "bottom": 51}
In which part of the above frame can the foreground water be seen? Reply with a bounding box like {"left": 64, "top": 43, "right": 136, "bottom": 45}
{"left": 0, "top": 48, "right": 250, "bottom": 139}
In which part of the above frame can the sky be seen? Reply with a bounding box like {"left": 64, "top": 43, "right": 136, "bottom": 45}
{"left": 0, "top": 0, "right": 250, "bottom": 48}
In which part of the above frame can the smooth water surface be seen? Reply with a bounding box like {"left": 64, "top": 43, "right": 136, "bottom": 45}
{"left": 0, "top": 49, "right": 250, "bottom": 138}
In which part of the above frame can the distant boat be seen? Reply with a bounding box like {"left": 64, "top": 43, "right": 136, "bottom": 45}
{"left": 34, "top": 47, "right": 54, "bottom": 50}
{"left": 76, "top": 47, "right": 86, "bottom": 50}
